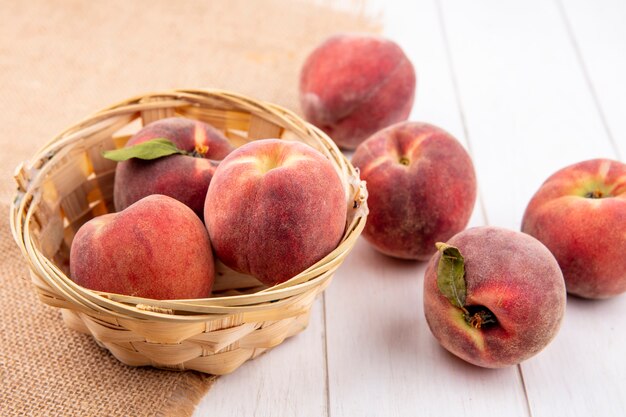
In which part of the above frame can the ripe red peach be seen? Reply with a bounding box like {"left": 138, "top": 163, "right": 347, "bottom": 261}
{"left": 114, "top": 117, "right": 234, "bottom": 219}
{"left": 423, "top": 226, "right": 566, "bottom": 368}
{"left": 299, "top": 33, "right": 416, "bottom": 150}
{"left": 351, "top": 122, "right": 476, "bottom": 260}
{"left": 522, "top": 158, "right": 626, "bottom": 299}
{"left": 70, "top": 195, "right": 214, "bottom": 300}
{"left": 204, "top": 139, "right": 346, "bottom": 286}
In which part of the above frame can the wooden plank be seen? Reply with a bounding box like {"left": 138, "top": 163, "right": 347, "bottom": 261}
{"left": 193, "top": 298, "right": 327, "bottom": 417}
{"left": 323, "top": 1, "right": 529, "bottom": 416}
{"left": 325, "top": 240, "right": 533, "bottom": 416}
{"left": 439, "top": 0, "right": 626, "bottom": 416}
{"left": 558, "top": 0, "right": 626, "bottom": 158}
{"left": 522, "top": 296, "right": 626, "bottom": 416}
{"left": 439, "top": 0, "right": 615, "bottom": 229}
{"left": 536, "top": 0, "right": 626, "bottom": 415}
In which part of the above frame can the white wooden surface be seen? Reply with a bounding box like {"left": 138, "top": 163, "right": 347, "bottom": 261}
{"left": 195, "top": 1, "right": 626, "bottom": 416}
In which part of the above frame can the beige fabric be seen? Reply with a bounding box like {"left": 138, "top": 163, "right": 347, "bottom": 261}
{"left": 0, "top": 219, "right": 216, "bottom": 415}
{"left": 0, "top": 0, "right": 378, "bottom": 415}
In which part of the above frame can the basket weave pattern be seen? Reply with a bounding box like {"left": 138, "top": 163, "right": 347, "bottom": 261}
{"left": 10, "top": 89, "right": 367, "bottom": 375}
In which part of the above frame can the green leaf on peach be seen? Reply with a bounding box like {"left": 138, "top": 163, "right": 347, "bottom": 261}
{"left": 435, "top": 242, "right": 467, "bottom": 311}
{"left": 103, "top": 138, "right": 186, "bottom": 161}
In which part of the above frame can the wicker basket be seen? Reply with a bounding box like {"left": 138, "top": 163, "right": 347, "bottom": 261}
{"left": 9, "top": 88, "right": 368, "bottom": 375}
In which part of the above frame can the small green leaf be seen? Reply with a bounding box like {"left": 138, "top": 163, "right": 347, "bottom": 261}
{"left": 435, "top": 242, "right": 467, "bottom": 310}
{"left": 103, "top": 138, "right": 187, "bottom": 162}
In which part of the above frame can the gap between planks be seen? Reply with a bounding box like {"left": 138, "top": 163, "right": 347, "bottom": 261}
{"left": 323, "top": 292, "right": 331, "bottom": 417}
{"left": 434, "top": 0, "right": 533, "bottom": 415}
{"left": 554, "top": 0, "right": 623, "bottom": 160}
{"left": 433, "top": 0, "right": 491, "bottom": 227}
{"left": 517, "top": 364, "right": 535, "bottom": 417}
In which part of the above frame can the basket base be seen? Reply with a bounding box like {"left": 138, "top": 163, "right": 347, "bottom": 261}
{"left": 61, "top": 308, "right": 311, "bottom": 375}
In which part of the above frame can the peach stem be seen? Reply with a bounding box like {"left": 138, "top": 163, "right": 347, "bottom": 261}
{"left": 584, "top": 190, "right": 604, "bottom": 199}
{"left": 464, "top": 306, "right": 497, "bottom": 330}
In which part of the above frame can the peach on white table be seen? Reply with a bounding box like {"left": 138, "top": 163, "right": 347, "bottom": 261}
{"left": 195, "top": 0, "right": 626, "bottom": 416}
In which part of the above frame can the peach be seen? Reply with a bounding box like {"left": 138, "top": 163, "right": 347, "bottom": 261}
{"left": 204, "top": 139, "right": 346, "bottom": 286}
{"left": 351, "top": 122, "right": 476, "bottom": 260}
{"left": 299, "top": 34, "right": 416, "bottom": 150}
{"left": 522, "top": 159, "right": 626, "bottom": 299}
{"left": 114, "top": 117, "right": 234, "bottom": 219}
{"left": 70, "top": 194, "right": 214, "bottom": 300}
{"left": 423, "top": 226, "right": 566, "bottom": 368}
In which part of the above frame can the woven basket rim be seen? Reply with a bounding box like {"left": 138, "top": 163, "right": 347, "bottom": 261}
{"left": 10, "top": 88, "right": 367, "bottom": 322}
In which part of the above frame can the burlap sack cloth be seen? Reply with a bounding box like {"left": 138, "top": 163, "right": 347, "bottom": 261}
{"left": 0, "top": 1, "right": 378, "bottom": 415}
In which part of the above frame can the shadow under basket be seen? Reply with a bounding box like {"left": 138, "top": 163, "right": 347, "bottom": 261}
{"left": 10, "top": 89, "right": 368, "bottom": 375}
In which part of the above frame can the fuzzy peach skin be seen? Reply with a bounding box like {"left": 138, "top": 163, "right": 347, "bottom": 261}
{"left": 204, "top": 139, "right": 346, "bottom": 286}
{"left": 114, "top": 117, "right": 234, "bottom": 219}
{"left": 522, "top": 159, "right": 626, "bottom": 299}
{"left": 299, "top": 33, "right": 416, "bottom": 150}
{"left": 351, "top": 122, "right": 476, "bottom": 260}
{"left": 423, "top": 227, "right": 566, "bottom": 368}
{"left": 70, "top": 195, "right": 214, "bottom": 300}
